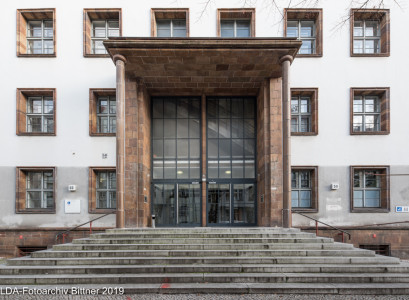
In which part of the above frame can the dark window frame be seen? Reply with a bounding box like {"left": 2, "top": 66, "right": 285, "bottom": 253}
{"left": 291, "top": 166, "right": 318, "bottom": 213}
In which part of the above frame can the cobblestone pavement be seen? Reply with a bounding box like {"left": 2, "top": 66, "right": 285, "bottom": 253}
{"left": 1, "top": 294, "right": 409, "bottom": 300}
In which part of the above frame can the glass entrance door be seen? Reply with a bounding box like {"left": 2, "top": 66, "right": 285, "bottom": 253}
{"left": 153, "top": 183, "right": 201, "bottom": 226}
{"left": 207, "top": 183, "right": 256, "bottom": 225}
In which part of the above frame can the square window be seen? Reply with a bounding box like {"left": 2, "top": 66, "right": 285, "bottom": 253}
{"left": 16, "top": 89, "right": 56, "bottom": 136}
{"left": 17, "top": 9, "right": 56, "bottom": 57}
{"left": 89, "top": 89, "right": 116, "bottom": 136}
{"left": 84, "top": 9, "right": 122, "bottom": 57}
{"left": 284, "top": 9, "right": 323, "bottom": 57}
{"left": 350, "top": 166, "right": 389, "bottom": 213}
{"left": 151, "top": 9, "right": 189, "bottom": 37}
{"left": 89, "top": 167, "right": 116, "bottom": 213}
{"left": 291, "top": 88, "right": 318, "bottom": 135}
{"left": 217, "top": 9, "right": 255, "bottom": 37}
{"left": 291, "top": 167, "right": 318, "bottom": 212}
{"left": 16, "top": 167, "right": 56, "bottom": 213}
{"left": 350, "top": 88, "right": 390, "bottom": 135}
{"left": 350, "top": 9, "right": 390, "bottom": 57}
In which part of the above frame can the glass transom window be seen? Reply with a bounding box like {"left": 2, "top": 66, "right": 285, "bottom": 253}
{"left": 26, "top": 171, "right": 54, "bottom": 209}
{"left": 291, "top": 170, "right": 312, "bottom": 208}
{"left": 97, "top": 96, "right": 116, "bottom": 133}
{"left": 353, "top": 20, "right": 381, "bottom": 54}
{"left": 27, "top": 20, "right": 53, "bottom": 54}
{"left": 353, "top": 95, "right": 380, "bottom": 132}
{"left": 353, "top": 170, "right": 381, "bottom": 208}
{"left": 291, "top": 96, "right": 311, "bottom": 132}
{"left": 287, "top": 20, "right": 316, "bottom": 54}
{"left": 220, "top": 20, "right": 251, "bottom": 37}
{"left": 96, "top": 171, "right": 116, "bottom": 209}
{"left": 152, "top": 97, "right": 201, "bottom": 180}
{"left": 157, "top": 19, "right": 187, "bottom": 37}
{"left": 26, "top": 96, "right": 54, "bottom": 133}
{"left": 91, "top": 20, "right": 119, "bottom": 54}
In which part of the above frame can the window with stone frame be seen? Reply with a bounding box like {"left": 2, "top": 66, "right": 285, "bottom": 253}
{"left": 88, "top": 167, "right": 116, "bottom": 213}
{"left": 83, "top": 9, "right": 121, "bottom": 57}
{"left": 351, "top": 9, "right": 390, "bottom": 57}
{"left": 350, "top": 88, "right": 390, "bottom": 135}
{"left": 351, "top": 166, "right": 389, "bottom": 213}
{"left": 284, "top": 9, "right": 323, "bottom": 57}
{"left": 291, "top": 167, "right": 318, "bottom": 212}
{"left": 16, "top": 88, "right": 56, "bottom": 136}
{"left": 151, "top": 8, "right": 189, "bottom": 37}
{"left": 291, "top": 88, "right": 318, "bottom": 135}
{"left": 16, "top": 167, "right": 56, "bottom": 214}
{"left": 17, "top": 9, "right": 56, "bottom": 57}
{"left": 89, "top": 89, "right": 116, "bottom": 136}
{"left": 217, "top": 9, "right": 255, "bottom": 37}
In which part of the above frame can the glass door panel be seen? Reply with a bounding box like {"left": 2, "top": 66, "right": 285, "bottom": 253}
{"left": 178, "top": 184, "right": 201, "bottom": 225}
{"left": 153, "top": 184, "right": 175, "bottom": 226}
{"left": 208, "top": 183, "right": 230, "bottom": 224}
{"left": 233, "top": 183, "right": 255, "bottom": 224}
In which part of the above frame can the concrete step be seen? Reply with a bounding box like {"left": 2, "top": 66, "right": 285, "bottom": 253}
{"left": 1, "top": 263, "right": 408, "bottom": 277}
{"left": 31, "top": 248, "right": 375, "bottom": 258}
{"left": 1, "top": 272, "right": 409, "bottom": 285}
{"left": 106, "top": 227, "right": 301, "bottom": 234}
{"left": 53, "top": 242, "right": 351, "bottom": 251}
{"left": 71, "top": 237, "right": 334, "bottom": 245}
{"left": 90, "top": 233, "right": 316, "bottom": 239}
{"left": 1, "top": 283, "right": 409, "bottom": 295}
{"left": 5, "top": 255, "right": 399, "bottom": 267}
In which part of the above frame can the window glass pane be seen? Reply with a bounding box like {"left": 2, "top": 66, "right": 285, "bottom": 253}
{"left": 231, "top": 98, "right": 243, "bottom": 118}
{"left": 164, "top": 160, "right": 176, "bottom": 179}
{"left": 153, "top": 119, "right": 163, "bottom": 138}
{"left": 232, "top": 160, "right": 244, "bottom": 178}
{"left": 208, "top": 160, "right": 218, "bottom": 178}
{"left": 153, "top": 140, "right": 163, "bottom": 159}
{"left": 44, "top": 191, "right": 54, "bottom": 208}
{"left": 177, "top": 99, "right": 189, "bottom": 118}
{"left": 164, "top": 99, "right": 176, "bottom": 118}
{"left": 44, "top": 117, "right": 54, "bottom": 133}
{"left": 287, "top": 21, "right": 298, "bottom": 37}
{"left": 207, "top": 99, "right": 218, "bottom": 118}
{"left": 219, "top": 99, "right": 230, "bottom": 118}
{"left": 97, "top": 191, "right": 107, "bottom": 208}
{"left": 353, "top": 190, "right": 364, "bottom": 207}
{"left": 219, "top": 119, "right": 231, "bottom": 138}
{"left": 27, "top": 191, "right": 41, "bottom": 208}
{"left": 172, "top": 20, "right": 187, "bottom": 37}
{"left": 109, "top": 192, "right": 116, "bottom": 208}
{"left": 232, "top": 139, "right": 243, "bottom": 158}
{"left": 109, "top": 172, "right": 116, "bottom": 189}
{"left": 208, "top": 139, "right": 218, "bottom": 158}
{"left": 43, "top": 172, "right": 53, "bottom": 189}
{"left": 365, "top": 190, "right": 380, "bottom": 207}
{"left": 164, "top": 140, "right": 176, "bottom": 158}
{"left": 243, "top": 99, "right": 254, "bottom": 118}
{"left": 97, "top": 172, "right": 107, "bottom": 189}
{"left": 300, "top": 21, "right": 314, "bottom": 37}
{"left": 93, "top": 40, "right": 106, "bottom": 54}
{"left": 153, "top": 99, "right": 163, "bottom": 118}
{"left": 353, "top": 40, "right": 363, "bottom": 54}
{"left": 291, "top": 99, "right": 299, "bottom": 113}
{"left": 291, "top": 191, "right": 299, "bottom": 207}
{"left": 93, "top": 21, "right": 106, "bottom": 38}
{"left": 97, "top": 98, "right": 108, "bottom": 114}
{"left": 300, "top": 171, "right": 310, "bottom": 188}
{"left": 291, "top": 171, "right": 298, "bottom": 188}
{"left": 157, "top": 20, "right": 171, "bottom": 37}
{"left": 354, "top": 21, "right": 364, "bottom": 36}
{"left": 28, "top": 21, "right": 42, "bottom": 37}
{"left": 108, "top": 21, "right": 120, "bottom": 37}
{"left": 189, "top": 119, "right": 200, "bottom": 138}
{"left": 208, "top": 119, "right": 218, "bottom": 138}
{"left": 291, "top": 117, "right": 298, "bottom": 132}
{"left": 354, "top": 171, "right": 362, "bottom": 188}
{"left": 300, "top": 40, "right": 313, "bottom": 54}
{"left": 44, "top": 99, "right": 54, "bottom": 114}
{"left": 365, "top": 171, "right": 379, "bottom": 188}
{"left": 27, "top": 116, "right": 42, "bottom": 132}
{"left": 177, "top": 161, "right": 189, "bottom": 179}
{"left": 365, "top": 39, "right": 376, "bottom": 53}
{"left": 244, "top": 160, "right": 255, "bottom": 178}
{"left": 244, "top": 139, "right": 255, "bottom": 158}
{"left": 300, "top": 116, "right": 310, "bottom": 132}
{"left": 189, "top": 100, "right": 200, "bottom": 119}
{"left": 28, "top": 40, "right": 43, "bottom": 54}
{"left": 365, "top": 21, "right": 380, "bottom": 37}
{"left": 27, "top": 172, "right": 42, "bottom": 189}
{"left": 43, "top": 21, "right": 53, "bottom": 38}
{"left": 189, "top": 139, "right": 200, "bottom": 159}
{"left": 353, "top": 116, "right": 363, "bottom": 132}
{"left": 27, "top": 98, "right": 42, "bottom": 114}
{"left": 219, "top": 139, "right": 231, "bottom": 159}
{"left": 177, "top": 139, "right": 189, "bottom": 158}
{"left": 365, "top": 115, "right": 375, "bottom": 131}
{"left": 236, "top": 20, "right": 250, "bottom": 37}
{"left": 164, "top": 119, "right": 176, "bottom": 138}
{"left": 153, "top": 161, "right": 164, "bottom": 179}
{"left": 232, "top": 119, "right": 243, "bottom": 138}
{"left": 190, "top": 160, "right": 200, "bottom": 179}
{"left": 244, "top": 119, "right": 255, "bottom": 138}
{"left": 221, "top": 20, "right": 234, "bottom": 37}
{"left": 353, "top": 98, "right": 363, "bottom": 112}
{"left": 177, "top": 119, "right": 189, "bottom": 138}
{"left": 219, "top": 160, "right": 231, "bottom": 178}
{"left": 300, "top": 98, "right": 310, "bottom": 113}
{"left": 300, "top": 191, "right": 311, "bottom": 207}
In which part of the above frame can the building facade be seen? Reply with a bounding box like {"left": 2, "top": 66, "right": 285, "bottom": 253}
{"left": 1, "top": 0, "right": 409, "bottom": 258}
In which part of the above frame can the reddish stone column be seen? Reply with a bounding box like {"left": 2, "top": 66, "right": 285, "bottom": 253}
{"left": 113, "top": 54, "right": 127, "bottom": 228}
{"left": 280, "top": 55, "right": 293, "bottom": 228}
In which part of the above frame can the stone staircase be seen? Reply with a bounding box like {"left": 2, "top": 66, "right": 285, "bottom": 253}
{"left": 1, "top": 227, "right": 409, "bottom": 295}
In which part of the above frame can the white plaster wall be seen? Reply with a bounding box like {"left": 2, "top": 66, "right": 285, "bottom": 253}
{"left": 0, "top": 0, "right": 408, "bottom": 227}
